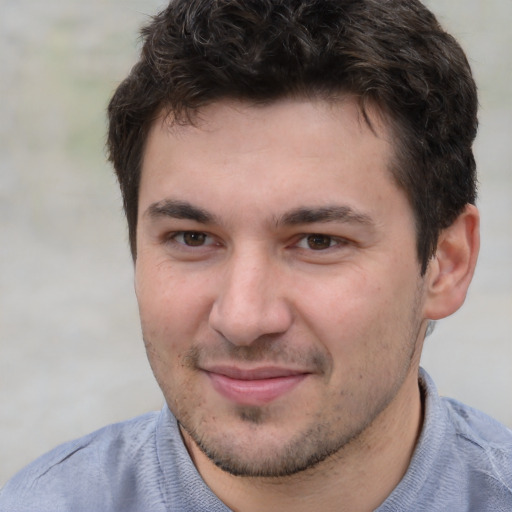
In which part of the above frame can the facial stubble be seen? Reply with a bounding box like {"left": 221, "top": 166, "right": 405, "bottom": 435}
{"left": 146, "top": 281, "right": 426, "bottom": 479}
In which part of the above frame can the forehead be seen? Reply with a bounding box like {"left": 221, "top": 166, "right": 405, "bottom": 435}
{"left": 139, "top": 97, "right": 406, "bottom": 224}
{"left": 153, "top": 95, "right": 393, "bottom": 153}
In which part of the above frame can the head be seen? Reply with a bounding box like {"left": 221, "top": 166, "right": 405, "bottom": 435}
{"left": 107, "top": 0, "right": 478, "bottom": 275}
{"left": 106, "top": 0, "right": 480, "bottom": 484}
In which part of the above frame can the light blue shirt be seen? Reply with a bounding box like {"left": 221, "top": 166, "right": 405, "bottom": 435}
{"left": 1, "top": 369, "right": 511, "bottom": 511}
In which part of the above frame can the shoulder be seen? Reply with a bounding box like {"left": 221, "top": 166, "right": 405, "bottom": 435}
{"left": 442, "top": 396, "right": 512, "bottom": 502}
{"left": 444, "top": 396, "right": 512, "bottom": 447}
{"left": 380, "top": 371, "right": 512, "bottom": 512}
{"left": 0, "top": 411, "right": 162, "bottom": 512}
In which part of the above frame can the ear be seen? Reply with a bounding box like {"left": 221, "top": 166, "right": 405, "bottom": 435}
{"left": 423, "top": 204, "right": 480, "bottom": 320}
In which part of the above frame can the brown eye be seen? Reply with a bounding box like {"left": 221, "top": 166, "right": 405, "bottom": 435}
{"left": 181, "top": 232, "right": 208, "bottom": 246}
{"left": 306, "top": 234, "right": 333, "bottom": 250}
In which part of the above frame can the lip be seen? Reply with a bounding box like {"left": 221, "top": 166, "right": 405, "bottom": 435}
{"left": 204, "top": 366, "right": 309, "bottom": 406}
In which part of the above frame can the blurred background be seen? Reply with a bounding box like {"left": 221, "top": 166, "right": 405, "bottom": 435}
{"left": 0, "top": 0, "right": 511, "bottom": 486}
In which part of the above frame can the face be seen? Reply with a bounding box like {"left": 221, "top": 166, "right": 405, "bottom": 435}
{"left": 135, "top": 97, "right": 428, "bottom": 477}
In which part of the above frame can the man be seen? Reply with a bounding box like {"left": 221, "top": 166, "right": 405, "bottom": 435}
{"left": 1, "top": 0, "right": 511, "bottom": 510}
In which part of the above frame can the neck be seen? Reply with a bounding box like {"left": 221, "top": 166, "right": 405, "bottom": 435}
{"left": 183, "top": 368, "right": 423, "bottom": 512}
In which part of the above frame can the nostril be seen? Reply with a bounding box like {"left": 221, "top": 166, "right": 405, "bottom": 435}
{"left": 208, "top": 294, "right": 293, "bottom": 347}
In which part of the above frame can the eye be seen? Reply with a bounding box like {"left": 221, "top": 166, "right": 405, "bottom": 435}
{"left": 296, "top": 234, "right": 340, "bottom": 251}
{"left": 171, "top": 231, "right": 215, "bottom": 247}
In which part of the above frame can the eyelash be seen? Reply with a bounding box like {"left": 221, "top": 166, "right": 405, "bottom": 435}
{"left": 294, "top": 233, "right": 349, "bottom": 251}
{"left": 166, "top": 230, "right": 349, "bottom": 253}
{"left": 167, "top": 231, "right": 218, "bottom": 248}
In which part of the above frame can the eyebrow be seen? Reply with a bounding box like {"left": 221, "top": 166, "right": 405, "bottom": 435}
{"left": 145, "top": 199, "right": 216, "bottom": 224}
{"left": 277, "top": 206, "right": 374, "bottom": 227}
{"left": 145, "top": 199, "right": 374, "bottom": 229}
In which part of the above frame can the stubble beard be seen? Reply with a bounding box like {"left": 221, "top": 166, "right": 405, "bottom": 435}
{"left": 148, "top": 285, "right": 426, "bottom": 479}
{"left": 175, "top": 350, "right": 421, "bottom": 478}
{"left": 179, "top": 407, "right": 372, "bottom": 478}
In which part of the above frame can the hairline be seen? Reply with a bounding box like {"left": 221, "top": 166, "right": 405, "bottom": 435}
{"left": 132, "top": 92, "right": 424, "bottom": 270}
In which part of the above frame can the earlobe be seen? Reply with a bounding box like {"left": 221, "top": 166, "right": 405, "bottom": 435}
{"left": 423, "top": 204, "right": 480, "bottom": 320}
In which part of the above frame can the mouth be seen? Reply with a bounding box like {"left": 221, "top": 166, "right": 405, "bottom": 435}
{"left": 203, "top": 365, "right": 310, "bottom": 406}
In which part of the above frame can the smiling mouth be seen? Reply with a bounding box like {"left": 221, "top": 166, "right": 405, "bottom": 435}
{"left": 204, "top": 366, "right": 309, "bottom": 406}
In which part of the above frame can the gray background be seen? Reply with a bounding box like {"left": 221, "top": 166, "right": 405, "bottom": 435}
{"left": 0, "top": 0, "right": 511, "bottom": 486}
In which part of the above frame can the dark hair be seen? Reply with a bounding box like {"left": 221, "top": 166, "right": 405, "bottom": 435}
{"left": 107, "top": 0, "right": 478, "bottom": 273}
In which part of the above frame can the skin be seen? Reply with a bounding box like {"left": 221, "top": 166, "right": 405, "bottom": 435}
{"left": 134, "top": 97, "right": 479, "bottom": 511}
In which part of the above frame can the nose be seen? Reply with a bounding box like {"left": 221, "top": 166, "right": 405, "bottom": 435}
{"left": 208, "top": 248, "right": 293, "bottom": 346}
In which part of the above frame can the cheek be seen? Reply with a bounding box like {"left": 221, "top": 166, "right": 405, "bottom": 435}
{"left": 298, "top": 268, "right": 413, "bottom": 363}
{"left": 299, "top": 268, "right": 380, "bottom": 326}
{"left": 135, "top": 261, "right": 211, "bottom": 351}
